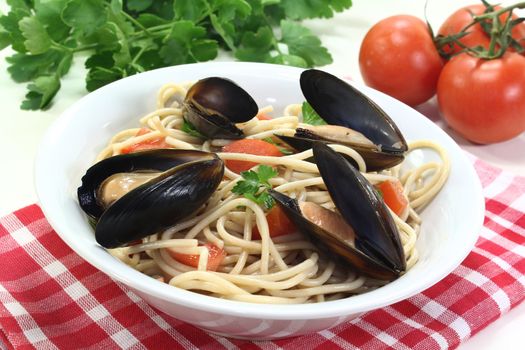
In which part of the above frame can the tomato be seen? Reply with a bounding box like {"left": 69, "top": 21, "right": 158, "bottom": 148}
{"left": 252, "top": 205, "right": 296, "bottom": 239}
{"left": 167, "top": 243, "right": 226, "bottom": 271}
{"left": 120, "top": 128, "right": 171, "bottom": 154}
{"left": 222, "top": 139, "right": 282, "bottom": 174}
{"left": 359, "top": 15, "right": 444, "bottom": 106}
{"left": 256, "top": 113, "right": 272, "bottom": 120}
{"left": 376, "top": 180, "right": 408, "bottom": 217}
{"left": 438, "top": 4, "right": 525, "bottom": 57}
{"left": 437, "top": 52, "right": 525, "bottom": 144}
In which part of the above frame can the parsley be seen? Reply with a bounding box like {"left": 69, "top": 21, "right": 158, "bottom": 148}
{"left": 301, "top": 101, "right": 327, "bottom": 125}
{"left": 263, "top": 137, "right": 293, "bottom": 155}
{"left": 232, "top": 165, "right": 278, "bottom": 209}
{"left": 1, "top": 0, "right": 352, "bottom": 110}
{"left": 181, "top": 119, "right": 205, "bottom": 138}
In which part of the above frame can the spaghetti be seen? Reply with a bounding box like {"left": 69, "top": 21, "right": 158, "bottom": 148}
{"left": 97, "top": 81, "right": 450, "bottom": 304}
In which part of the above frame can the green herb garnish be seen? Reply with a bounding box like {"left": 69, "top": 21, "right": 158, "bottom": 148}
{"left": 232, "top": 164, "right": 278, "bottom": 209}
{"left": 301, "top": 101, "right": 327, "bottom": 125}
{"left": 181, "top": 119, "right": 205, "bottom": 138}
{"left": 263, "top": 137, "right": 293, "bottom": 155}
{"left": 0, "top": 0, "right": 352, "bottom": 110}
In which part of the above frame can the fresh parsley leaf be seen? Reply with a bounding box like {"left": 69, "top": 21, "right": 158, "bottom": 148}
{"left": 6, "top": 50, "right": 66, "bottom": 82}
{"left": 127, "top": 0, "right": 154, "bottom": 12}
{"left": 1, "top": 0, "right": 352, "bottom": 110}
{"left": 136, "top": 13, "right": 169, "bottom": 27}
{"left": 258, "top": 191, "right": 275, "bottom": 210}
{"left": 257, "top": 164, "right": 278, "bottom": 185}
{"left": 34, "top": 0, "right": 70, "bottom": 43}
{"left": 0, "top": 20, "right": 10, "bottom": 50}
{"left": 0, "top": 8, "right": 31, "bottom": 52}
{"left": 280, "top": 0, "right": 352, "bottom": 20}
{"left": 21, "top": 75, "right": 60, "bottom": 110}
{"left": 159, "top": 20, "right": 218, "bottom": 65}
{"left": 232, "top": 165, "right": 278, "bottom": 210}
{"left": 301, "top": 101, "right": 327, "bottom": 125}
{"left": 281, "top": 20, "right": 332, "bottom": 67}
{"left": 269, "top": 54, "right": 308, "bottom": 68}
{"left": 19, "top": 16, "right": 52, "bottom": 54}
{"left": 86, "top": 66, "right": 123, "bottom": 92}
{"left": 61, "top": 0, "right": 107, "bottom": 37}
{"left": 234, "top": 26, "right": 274, "bottom": 62}
{"left": 173, "top": 0, "right": 208, "bottom": 22}
{"left": 262, "top": 137, "right": 293, "bottom": 155}
{"left": 181, "top": 119, "right": 205, "bottom": 138}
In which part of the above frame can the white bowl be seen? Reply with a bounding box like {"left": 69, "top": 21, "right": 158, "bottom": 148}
{"left": 35, "top": 62, "right": 484, "bottom": 339}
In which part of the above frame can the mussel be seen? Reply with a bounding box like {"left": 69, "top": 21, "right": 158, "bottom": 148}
{"left": 183, "top": 77, "right": 259, "bottom": 139}
{"left": 277, "top": 69, "right": 407, "bottom": 171}
{"left": 270, "top": 142, "right": 405, "bottom": 280}
{"left": 78, "top": 149, "right": 224, "bottom": 248}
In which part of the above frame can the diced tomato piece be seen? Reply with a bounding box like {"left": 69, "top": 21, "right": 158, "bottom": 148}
{"left": 120, "top": 128, "right": 171, "bottom": 154}
{"left": 256, "top": 113, "right": 272, "bottom": 120}
{"left": 222, "top": 139, "right": 282, "bottom": 174}
{"left": 167, "top": 243, "right": 226, "bottom": 271}
{"left": 376, "top": 180, "right": 409, "bottom": 216}
{"left": 252, "top": 205, "right": 296, "bottom": 239}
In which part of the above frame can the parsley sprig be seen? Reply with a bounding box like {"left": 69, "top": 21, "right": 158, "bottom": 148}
{"left": 181, "top": 119, "right": 205, "bottom": 138}
{"left": 231, "top": 165, "right": 278, "bottom": 209}
{"left": 0, "top": 0, "right": 352, "bottom": 110}
{"left": 301, "top": 101, "right": 327, "bottom": 125}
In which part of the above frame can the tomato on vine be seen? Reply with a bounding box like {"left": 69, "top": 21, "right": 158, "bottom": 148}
{"left": 435, "top": 1, "right": 525, "bottom": 143}
{"left": 437, "top": 4, "right": 525, "bottom": 57}
{"left": 437, "top": 52, "right": 525, "bottom": 144}
{"left": 359, "top": 15, "right": 444, "bottom": 107}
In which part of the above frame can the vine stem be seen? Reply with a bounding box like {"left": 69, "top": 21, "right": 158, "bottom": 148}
{"left": 436, "top": 0, "right": 525, "bottom": 59}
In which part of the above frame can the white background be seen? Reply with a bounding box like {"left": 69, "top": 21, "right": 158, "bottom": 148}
{"left": 0, "top": 0, "right": 523, "bottom": 349}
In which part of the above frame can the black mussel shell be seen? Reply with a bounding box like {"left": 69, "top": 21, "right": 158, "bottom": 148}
{"left": 183, "top": 77, "right": 258, "bottom": 139}
{"left": 299, "top": 69, "right": 407, "bottom": 171}
{"left": 312, "top": 142, "right": 405, "bottom": 273}
{"left": 78, "top": 149, "right": 217, "bottom": 220}
{"left": 95, "top": 158, "right": 224, "bottom": 248}
{"left": 269, "top": 190, "right": 400, "bottom": 280}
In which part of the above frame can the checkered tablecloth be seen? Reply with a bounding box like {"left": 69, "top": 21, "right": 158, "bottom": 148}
{"left": 0, "top": 156, "right": 523, "bottom": 349}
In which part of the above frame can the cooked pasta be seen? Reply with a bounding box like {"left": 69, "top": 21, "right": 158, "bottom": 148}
{"left": 97, "top": 81, "right": 450, "bottom": 304}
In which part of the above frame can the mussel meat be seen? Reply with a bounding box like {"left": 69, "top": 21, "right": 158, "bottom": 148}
{"left": 270, "top": 142, "right": 405, "bottom": 280}
{"left": 277, "top": 69, "right": 408, "bottom": 171}
{"left": 183, "top": 77, "right": 258, "bottom": 139}
{"left": 78, "top": 149, "right": 224, "bottom": 248}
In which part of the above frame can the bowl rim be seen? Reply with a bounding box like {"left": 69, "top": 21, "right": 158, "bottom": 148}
{"left": 35, "top": 61, "right": 484, "bottom": 320}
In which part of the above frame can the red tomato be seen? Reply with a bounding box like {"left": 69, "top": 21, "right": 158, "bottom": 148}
{"left": 438, "top": 4, "right": 525, "bottom": 57}
{"left": 167, "top": 243, "right": 226, "bottom": 271}
{"left": 222, "top": 139, "right": 282, "bottom": 174}
{"left": 376, "top": 180, "right": 408, "bottom": 217}
{"left": 359, "top": 15, "right": 444, "bottom": 106}
{"left": 252, "top": 205, "right": 296, "bottom": 239}
{"left": 437, "top": 52, "right": 525, "bottom": 144}
{"left": 256, "top": 113, "right": 272, "bottom": 120}
{"left": 121, "top": 128, "right": 171, "bottom": 154}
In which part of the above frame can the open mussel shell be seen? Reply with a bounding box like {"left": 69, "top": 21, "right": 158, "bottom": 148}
{"left": 78, "top": 149, "right": 217, "bottom": 219}
{"left": 269, "top": 142, "right": 406, "bottom": 280}
{"left": 313, "top": 142, "right": 405, "bottom": 274}
{"left": 77, "top": 149, "right": 224, "bottom": 248}
{"left": 183, "top": 77, "right": 258, "bottom": 139}
{"left": 295, "top": 69, "right": 407, "bottom": 171}
{"left": 269, "top": 190, "right": 399, "bottom": 280}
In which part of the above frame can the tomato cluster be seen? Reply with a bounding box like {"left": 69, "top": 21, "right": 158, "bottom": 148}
{"left": 359, "top": 4, "right": 525, "bottom": 144}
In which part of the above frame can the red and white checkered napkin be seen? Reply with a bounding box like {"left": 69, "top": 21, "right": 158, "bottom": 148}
{"left": 0, "top": 157, "right": 524, "bottom": 350}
